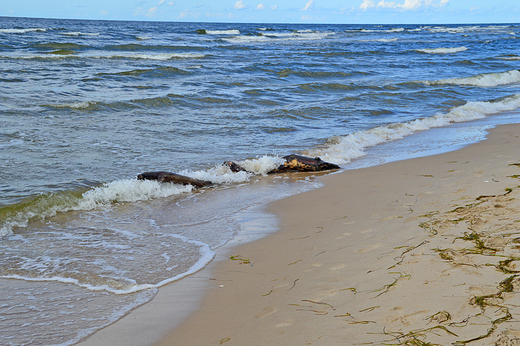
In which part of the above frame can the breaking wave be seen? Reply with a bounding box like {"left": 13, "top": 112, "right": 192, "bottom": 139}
{"left": 425, "top": 70, "right": 520, "bottom": 87}
{"left": 309, "top": 94, "right": 520, "bottom": 164}
{"left": 415, "top": 47, "right": 468, "bottom": 54}
{"left": 0, "top": 155, "right": 284, "bottom": 237}
{"left": 0, "top": 28, "right": 47, "bottom": 34}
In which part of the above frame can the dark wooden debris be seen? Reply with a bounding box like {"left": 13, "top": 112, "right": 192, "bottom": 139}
{"left": 224, "top": 154, "right": 340, "bottom": 175}
{"left": 223, "top": 161, "right": 249, "bottom": 173}
{"left": 137, "top": 171, "right": 213, "bottom": 188}
{"left": 269, "top": 154, "right": 340, "bottom": 173}
{"left": 139, "top": 155, "right": 340, "bottom": 188}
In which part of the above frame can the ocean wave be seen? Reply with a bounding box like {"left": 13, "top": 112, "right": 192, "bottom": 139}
{"left": 309, "top": 93, "right": 520, "bottom": 164}
{"left": 497, "top": 55, "right": 520, "bottom": 61}
{"left": 2, "top": 52, "right": 206, "bottom": 61}
{"left": 92, "top": 52, "right": 205, "bottom": 60}
{"left": 136, "top": 35, "right": 152, "bottom": 40}
{"left": 98, "top": 66, "right": 191, "bottom": 78}
{"left": 275, "top": 68, "right": 350, "bottom": 78}
{"left": 31, "top": 42, "right": 87, "bottom": 50}
{"left": 224, "top": 31, "right": 333, "bottom": 44}
{"left": 0, "top": 155, "right": 284, "bottom": 237}
{"left": 425, "top": 70, "right": 520, "bottom": 87}
{"left": 425, "top": 25, "right": 512, "bottom": 34}
{"left": 0, "top": 235, "right": 215, "bottom": 294}
{"left": 62, "top": 32, "right": 100, "bottom": 36}
{"left": 46, "top": 101, "right": 98, "bottom": 109}
{"left": 0, "top": 180, "right": 194, "bottom": 236}
{"left": 415, "top": 47, "right": 468, "bottom": 54}
{"left": 205, "top": 29, "right": 241, "bottom": 35}
{"left": 0, "top": 28, "right": 47, "bottom": 34}
{"left": 361, "top": 38, "right": 399, "bottom": 42}
{"left": 263, "top": 31, "right": 334, "bottom": 40}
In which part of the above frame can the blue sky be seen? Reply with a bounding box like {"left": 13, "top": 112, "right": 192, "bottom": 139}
{"left": 2, "top": 0, "right": 519, "bottom": 24}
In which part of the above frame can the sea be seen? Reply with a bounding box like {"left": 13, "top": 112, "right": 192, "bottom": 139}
{"left": 1, "top": 16, "right": 520, "bottom": 345}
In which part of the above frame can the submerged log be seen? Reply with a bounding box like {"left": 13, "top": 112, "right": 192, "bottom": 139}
{"left": 269, "top": 154, "right": 340, "bottom": 173}
{"left": 137, "top": 171, "right": 212, "bottom": 187}
{"left": 224, "top": 155, "right": 340, "bottom": 175}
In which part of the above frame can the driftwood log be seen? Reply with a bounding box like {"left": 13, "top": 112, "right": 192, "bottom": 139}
{"left": 137, "top": 171, "right": 212, "bottom": 187}
{"left": 138, "top": 155, "right": 340, "bottom": 188}
{"left": 224, "top": 154, "right": 340, "bottom": 174}
{"left": 269, "top": 154, "right": 340, "bottom": 173}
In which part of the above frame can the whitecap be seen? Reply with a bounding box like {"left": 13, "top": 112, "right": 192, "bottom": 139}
{"left": 62, "top": 32, "right": 100, "bottom": 36}
{"left": 0, "top": 180, "right": 194, "bottom": 236}
{"left": 91, "top": 53, "right": 205, "bottom": 60}
{"left": 415, "top": 47, "right": 467, "bottom": 54}
{"left": 0, "top": 28, "right": 47, "bottom": 34}
{"left": 308, "top": 94, "right": 520, "bottom": 164}
{"left": 425, "top": 70, "right": 520, "bottom": 87}
{"left": 206, "top": 29, "right": 241, "bottom": 35}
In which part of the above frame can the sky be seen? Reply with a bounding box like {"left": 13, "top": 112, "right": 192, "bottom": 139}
{"left": 1, "top": 0, "right": 519, "bottom": 24}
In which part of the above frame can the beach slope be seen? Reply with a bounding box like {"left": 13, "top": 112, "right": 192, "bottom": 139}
{"left": 156, "top": 124, "right": 520, "bottom": 346}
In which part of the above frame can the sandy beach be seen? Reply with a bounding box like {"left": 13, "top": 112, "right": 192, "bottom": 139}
{"left": 81, "top": 123, "right": 520, "bottom": 346}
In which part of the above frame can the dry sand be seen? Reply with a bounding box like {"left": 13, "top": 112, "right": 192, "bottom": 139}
{"left": 82, "top": 124, "right": 520, "bottom": 346}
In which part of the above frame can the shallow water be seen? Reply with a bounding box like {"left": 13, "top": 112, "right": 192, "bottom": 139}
{"left": 1, "top": 18, "right": 520, "bottom": 345}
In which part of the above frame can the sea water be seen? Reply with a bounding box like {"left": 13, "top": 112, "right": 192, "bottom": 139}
{"left": 1, "top": 17, "right": 520, "bottom": 345}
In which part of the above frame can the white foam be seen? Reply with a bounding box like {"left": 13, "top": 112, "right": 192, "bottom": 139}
{"left": 1, "top": 235, "right": 215, "bottom": 294}
{"left": 0, "top": 180, "right": 193, "bottom": 236}
{"left": 91, "top": 53, "right": 205, "bottom": 60}
{"left": 136, "top": 36, "right": 152, "bottom": 40}
{"left": 224, "top": 35, "right": 270, "bottom": 43}
{"left": 49, "top": 101, "right": 96, "bottom": 109}
{"left": 497, "top": 56, "right": 520, "bottom": 61}
{"left": 62, "top": 32, "right": 100, "bottom": 36}
{"left": 3, "top": 52, "right": 205, "bottom": 61}
{"left": 0, "top": 28, "right": 47, "bottom": 34}
{"left": 238, "top": 156, "right": 285, "bottom": 174}
{"left": 263, "top": 31, "right": 333, "bottom": 40}
{"left": 361, "top": 38, "right": 398, "bottom": 42}
{"left": 224, "top": 31, "right": 333, "bottom": 44}
{"left": 425, "top": 25, "right": 512, "bottom": 34}
{"left": 426, "top": 70, "right": 520, "bottom": 87}
{"left": 181, "top": 155, "right": 285, "bottom": 184}
{"left": 415, "top": 46, "right": 467, "bottom": 54}
{"left": 309, "top": 93, "right": 520, "bottom": 164}
{"left": 206, "top": 29, "right": 241, "bottom": 35}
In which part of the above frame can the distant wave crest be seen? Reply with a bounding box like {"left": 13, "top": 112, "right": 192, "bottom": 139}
{"left": 425, "top": 70, "right": 520, "bottom": 87}
{"left": 0, "top": 28, "right": 47, "bottom": 34}
{"left": 415, "top": 46, "right": 468, "bottom": 54}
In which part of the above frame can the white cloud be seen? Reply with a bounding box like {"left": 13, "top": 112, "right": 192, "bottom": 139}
{"left": 377, "top": 0, "right": 396, "bottom": 7}
{"left": 360, "top": 0, "right": 375, "bottom": 10}
{"left": 271, "top": 5, "right": 278, "bottom": 10}
{"left": 256, "top": 3, "right": 265, "bottom": 10}
{"left": 400, "top": 0, "right": 421, "bottom": 10}
{"left": 159, "top": 0, "right": 165, "bottom": 5}
{"left": 361, "top": 0, "right": 448, "bottom": 11}
{"left": 234, "top": 0, "right": 246, "bottom": 9}
{"left": 147, "top": 6, "right": 158, "bottom": 17}
{"left": 169, "top": 1, "right": 174, "bottom": 5}
{"left": 301, "top": 0, "right": 314, "bottom": 11}
{"left": 100, "top": 10, "right": 108, "bottom": 15}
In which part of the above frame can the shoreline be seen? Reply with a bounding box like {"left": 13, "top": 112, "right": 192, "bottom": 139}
{"left": 155, "top": 123, "right": 520, "bottom": 345}
{"left": 79, "top": 123, "right": 520, "bottom": 346}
